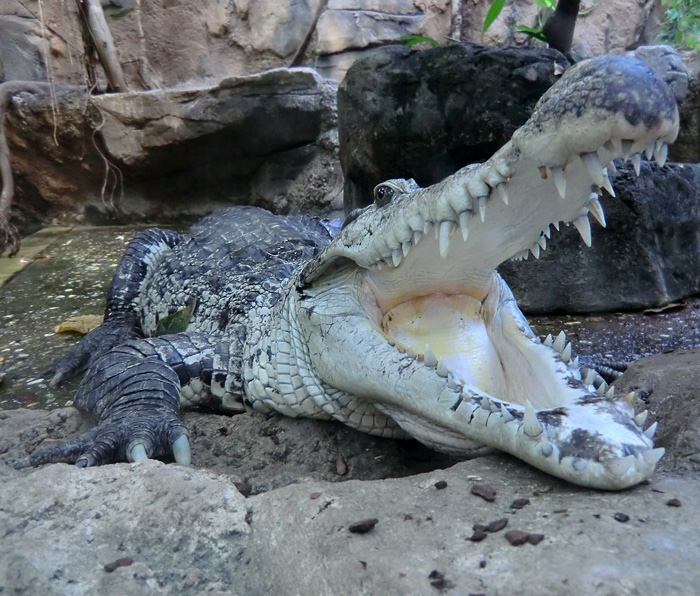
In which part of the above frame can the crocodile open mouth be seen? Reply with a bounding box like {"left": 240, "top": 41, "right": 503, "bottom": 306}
{"left": 299, "top": 54, "right": 678, "bottom": 488}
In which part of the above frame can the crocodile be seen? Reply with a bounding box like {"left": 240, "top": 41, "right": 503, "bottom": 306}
{"left": 22, "top": 54, "right": 679, "bottom": 490}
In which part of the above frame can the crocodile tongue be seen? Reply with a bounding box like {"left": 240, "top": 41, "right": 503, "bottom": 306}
{"left": 381, "top": 294, "right": 507, "bottom": 396}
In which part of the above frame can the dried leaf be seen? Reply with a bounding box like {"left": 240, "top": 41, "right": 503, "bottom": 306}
{"left": 55, "top": 315, "right": 104, "bottom": 335}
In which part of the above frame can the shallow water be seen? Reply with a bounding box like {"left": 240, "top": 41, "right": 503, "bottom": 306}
{"left": 0, "top": 227, "right": 141, "bottom": 409}
{"left": 1, "top": 225, "right": 700, "bottom": 410}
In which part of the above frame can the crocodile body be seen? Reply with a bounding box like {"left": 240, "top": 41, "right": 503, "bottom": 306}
{"left": 26, "top": 55, "right": 679, "bottom": 489}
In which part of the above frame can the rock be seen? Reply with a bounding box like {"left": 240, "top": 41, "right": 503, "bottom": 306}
{"left": 499, "top": 162, "right": 700, "bottom": 313}
{"left": 0, "top": 460, "right": 250, "bottom": 595}
{"left": 338, "top": 43, "right": 568, "bottom": 211}
{"left": 316, "top": 3, "right": 423, "bottom": 55}
{"left": 671, "top": 49, "right": 700, "bottom": 164}
{"left": 6, "top": 68, "right": 343, "bottom": 230}
{"left": 458, "top": 0, "right": 665, "bottom": 59}
{"left": 614, "top": 348, "right": 700, "bottom": 465}
{"left": 3, "top": 417, "right": 699, "bottom": 595}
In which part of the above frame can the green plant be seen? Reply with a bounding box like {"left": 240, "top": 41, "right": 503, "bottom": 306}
{"left": 658, "top": 0, "right": 700, "bottom": 50}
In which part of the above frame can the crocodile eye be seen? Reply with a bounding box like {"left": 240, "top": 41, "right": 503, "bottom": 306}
{"left": 374, "top": 185, "right": 395, "bottom": 207}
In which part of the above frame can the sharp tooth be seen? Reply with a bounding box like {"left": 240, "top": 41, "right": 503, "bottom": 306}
{"left": 413, "top": 230, "right": 423, "bottom": 245}
{"left": 376, "top": 261, "right": 384, "bottom": 270}
{"left": 644, "top": 421, "right": 658, "bottom": 439}
{"left": 571, "top": 355, "right": 580, "bottom": 369}
{"left": 606, "top": 160, "right": 617, "bottom": 174}
{"left": 480, "top": 397, "right": 493, "bottom": 411}
{"left": 540, "top": 441, "right": 554, "bottom": 457}
{"left": 447, "top": 375, "right": 460, "bottom": 390}
{"left": 622, "top": 391, "right": 636, "bottom": 406}
{"left": 573, "top": 215, "right": 592, "bottom": 247}
{"left": 543, "top": 224, "right": 551, "bottom": 239}
{"left": 552, "top": 330, "right": 566, "bottom": 352}
{"left": 522, "top": 400, "right": 543, "bottom": 437}
{"left": 548, "top": 166, "right": 566, "bottom": 199}
{"left": 402, "top": 241, "right": 411, "bottom": 257}
{"left": 423, "top": 221, "right": 433, "bottom": 236}
{"left": 605, "top": 386, "right": 615, "bottom": 399}
{"left": 597, "top": 144, "right": 614, "bottom": 166}
{"left": 587, "top": 195, "right": 607, "bottom": 227}
{"left": 553, "top": 221, "right": 560, "bottom": 232}
{"left": 607, "top": 454, "right": 634, "bottom": 476}
{"left": 439, "top": 221, "right": 453, "bottom": 258}
{"left": 645, "top": 142, "right": 655, "bottom": 160}
{"left": 392, "top": 249, "right": 402, "bottom": 267}
{"left": 634, "top": 410, "right": 648, "bottom": 427}
{"left": 407, "top": 348, "right": 415, "bottom": 358}
{"left": 643, "top": 447, "right": 664, "bottom": 466}
{"left": 497, "top": 183, "right": 509, "bottom": 205}
{"left": 581, "top": 153, "right": 604, "bottom": 186}
{"left": 459, "top": 211, "right": 469, "bottom": 241}
{"left": 530, "top": 243, "right": 540, "bottom": 259}
{"left": 621, "top": 140, "right": 633, "bottom": 160}
{"left": 543, "top": 334, "right": 553, "bottom": 347}
{"left": 584, "top": 368, "right": 596, "bottom": 386}
{"left": 561, "top": 342, "right": 572, "bottom": 362}
{"left": 424, "top": 344, "right": 437, "bottom": 367}
{"left": 436, "top": 359, "right": 449, "bottom": 377}
{"left": 596, "top": 381, "right": 608, "bottom": 396}
{"left": 537, "top": 235, "right": 547, "bottom": 250}
{"left": 478, "top": 197, "right": 487, "bottom": 222}
{"left": 603, "top": 170, "right": 615, "bottom": 197}
{"left": 608, "top": 138, "right": 623, "bottom": 156}
{"left": 631, "top": 153, "right": 642, "bottom": 176}
{"left": 500, "top": 403, "right": 514, "bottom": 421}
{"left": 654, "top": 140, "right": 668, "bottom": 167}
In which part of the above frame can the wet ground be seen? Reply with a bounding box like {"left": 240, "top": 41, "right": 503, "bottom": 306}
{"left": 1, "top": 225, "right": 700, "bottom": 410}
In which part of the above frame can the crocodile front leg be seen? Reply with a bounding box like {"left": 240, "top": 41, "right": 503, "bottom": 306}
{"left": 45, "top": 228, "right": 183, "bottom": 386}
{"left": 19, "top": 333, "right": 242, "bottom": 467}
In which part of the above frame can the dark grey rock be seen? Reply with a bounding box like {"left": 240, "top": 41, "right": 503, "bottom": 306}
{"left": 499, "top": 162, "right": 700, "bottom": 313}
{"left": 338, "top": 43, "right": 569, "bottom": 211}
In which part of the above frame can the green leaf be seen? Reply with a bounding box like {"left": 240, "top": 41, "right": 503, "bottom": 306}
{"left": 155, "top": 299, "right": 197, "bottom": 336}
{"left": 397, "top": 34, "right": 441, "bottom": 47}
{"left": 483, "top": 0, "right": 507, "bottom": 32}
{"left": 515, "top": 24, "right": 549, "bottom": 42}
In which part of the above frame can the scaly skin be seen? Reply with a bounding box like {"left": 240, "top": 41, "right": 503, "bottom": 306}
{"left": 21, "top": 55, "right": 678, "bottom": 489}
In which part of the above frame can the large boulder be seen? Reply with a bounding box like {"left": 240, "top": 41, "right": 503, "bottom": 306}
{"left": 338, "top": 43, "right": 568, "bottom": 211}
{"left": 499, "top": 162, "right": 700, "bottom": 313}
{"left": 6, "top": 68, "right": 342, "bottom": 233}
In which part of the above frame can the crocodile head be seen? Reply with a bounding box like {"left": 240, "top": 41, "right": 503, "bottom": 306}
{"left": 297, "top": 55, "right": 679, "bottom": 490}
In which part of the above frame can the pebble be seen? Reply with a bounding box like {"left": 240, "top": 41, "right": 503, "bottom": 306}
{"left": 510, "top": 497, "right": 530, "bottom": 509}
{"left": 103, "top": 557, "right": 134, "bottom": 573}
{"left": 348, "top": 518, "right": 378, "bottom": 534}
{"left": 434, "top": 480, "right": 448, "bottom": 490}
{"left": 471, "top": 483, "right": 496, "bottom": 502}
{"left": 666, "top": 498, "right": 682, "bottom": 507}
{"left": 614, "top": 512, "right": 630, "bottom": 523}
{"left": 505, "top": 530, "right": 545, "bottom": 546}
